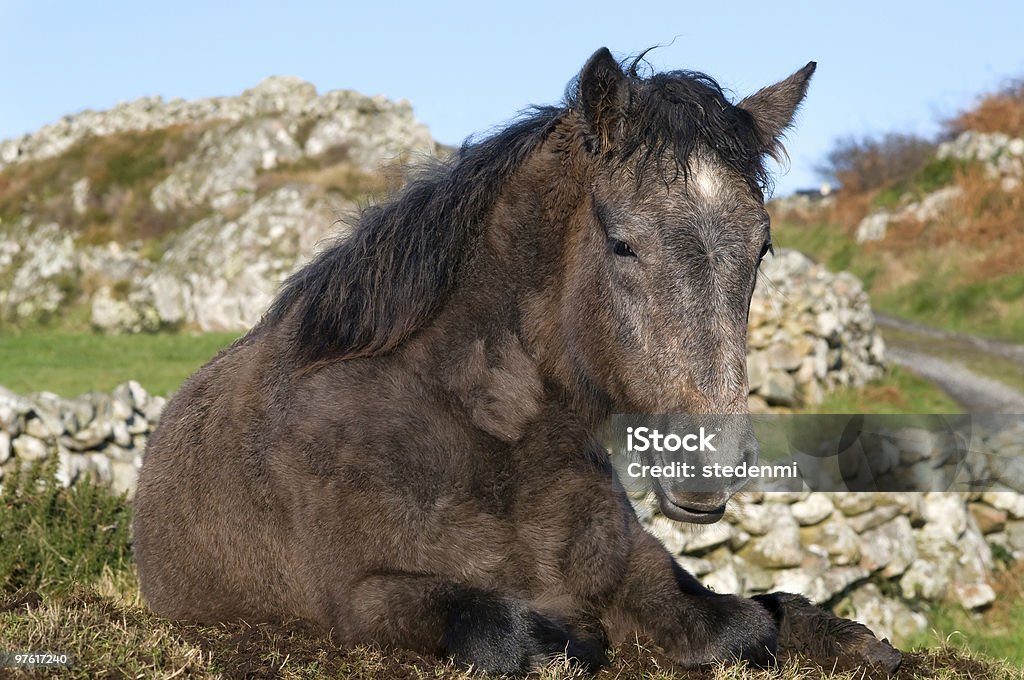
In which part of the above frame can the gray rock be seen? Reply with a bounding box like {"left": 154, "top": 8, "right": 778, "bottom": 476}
{"left": 24, "top": 416, "right": 52, "bottom": 440}
{"left": 746, "top": 351, "right": 769, "bottom": 392}
{"left": 801, "top": 514, "right": 861, "bottom": 565}
{"left": 859, "top": 516, "right": 916, "bottom": 577}
{"left": 766, "top": 343, "right": 805, "bottom": 372}
{"left": 143, "top": 396, "right": 166, "bottom": 424}
{"left": 920, "top": 492, "right": 968, "bottom": 541}
{"left": 151, "top": 118, "right": 303, "bottom": 212}
{"left": 110, "top": 460, "right": 138, "bottom": 498}
{"left": 72, "top": 421, "right": 112, "bottom": 450}
{"left": 0, "top": 402, "right": 24, "bottom": 435}
{"left": 126, "top": 380, "right": 149, "bottom": 411}
{"left": 737, "top": 502, "right": 778, "bottom": 536}
{"left": 137, "top": 186, "right": 345, "bottom": 331}
{"left": 833, "top": 492, "right": 876, "bottom": 516}
{"left": 680, "top": 520, "right": 733, "bottom": 554}
{"left": 790, "top": 493, "right": 834, "bottom": 526}
{"left": 740, "top": 509, "right": 803, "bottom": 568}
{"left": 111, "top": 420, "right": 132, "bottom": 447}
{"left": 892, "top": 428, "right": 937, "bottom": 465}
{"left": 760, "top": 370, "right": 798, "bottom": 406}
{"left": 13, "top": 435, "right": 48, "bottom": 461}
{"left": 980, "top": 490, "right": 1024, "bottom": 519}
{"left": 847, "top": 504, "right": 901, "bottom": 533}
{"left": 56, "top": 448, "right": 91, "bottom": 487}
{"left": 954, "top": 582, "right": 996, "bottom": 610}
{"left": 126, "top": 414, "right": 149, "bottom": 435}
{"left": 703, "top": 559, "right": 742, "bottom": 594}
{"left": 1007, "top": 521, "right": 1024, "bottom": 552}
{"left": 991, "top": 453, "right": 1024, "bottom": 493}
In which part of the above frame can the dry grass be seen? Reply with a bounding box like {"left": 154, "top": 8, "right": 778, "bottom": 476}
{"left": 949, "top": 79, "right": 1024, "bottom": 138}
{"left": 2, "top": 584, "right": 1019, "bottom": 680}
{"left": 0, "top": 124, "right": 212, "bottom": 245}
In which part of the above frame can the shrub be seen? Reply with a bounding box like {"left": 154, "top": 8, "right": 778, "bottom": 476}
{"left": 818, "top": 132, "right": 937, "bottom": 194}
{"left": 0, "top": 458, "right": 132, "bottom": 594}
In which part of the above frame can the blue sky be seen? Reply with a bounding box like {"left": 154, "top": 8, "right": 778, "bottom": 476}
{"left": 2, "top": 1, "right": 1023, "bottom": 195}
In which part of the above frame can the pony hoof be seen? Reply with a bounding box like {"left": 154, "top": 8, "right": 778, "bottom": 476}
{"left": 754, "top": 592, "right": 902, "bottom": 677}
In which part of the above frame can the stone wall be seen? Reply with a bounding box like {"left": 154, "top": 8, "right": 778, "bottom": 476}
{"left": 633, "top": 417, "right": 1024, "bottom": 642}
{"left": 0, "top": 383, "right": 162, "bottom": 496}
{"left": 747, "top": 250, "right": 885, "bottom": 409}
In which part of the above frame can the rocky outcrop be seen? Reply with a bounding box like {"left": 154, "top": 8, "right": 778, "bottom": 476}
{"left": 855, "top": 186, "right": 963, "bottom": 243}
{"left": 90, "top": 185, "right": 345, "bottom": 332}
{"left": 0, "top": 76, "right": 437, "bottom": 329}
{"left": 936, "top": 130, "right": 1024, "bottom": 184}
{"left": 854, "top": 129, "right": 1024, "bottom": 243}
{"left": 0, "top": 76, "right": 435, "bottom": 173}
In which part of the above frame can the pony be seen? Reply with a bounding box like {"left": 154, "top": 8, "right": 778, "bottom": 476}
{"left": 133, "top": 48, "right": 900, "bottom": 675}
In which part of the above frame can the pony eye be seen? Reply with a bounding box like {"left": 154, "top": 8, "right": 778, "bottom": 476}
{"left": 758, "top": 240, "right": 774, "bottom": 262}
{"left": 611, "top": 239, "right": 637, "bottom": 258}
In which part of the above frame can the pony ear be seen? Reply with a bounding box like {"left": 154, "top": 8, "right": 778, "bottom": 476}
{"left": 577, "top": 47, "right": 629, "bottom": 150}
{"left": 739, "top": 62, "right": 816, "bottom": 152}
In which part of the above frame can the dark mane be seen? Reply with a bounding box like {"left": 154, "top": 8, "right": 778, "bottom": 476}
{"left": 566, "top": 65, "right": 771, "bottom": 194}
{"left": 265, "top": 111, "right": 560, "bottom": 364}
{"left": 268, "top": 60, "right": 769, "bottom": 365}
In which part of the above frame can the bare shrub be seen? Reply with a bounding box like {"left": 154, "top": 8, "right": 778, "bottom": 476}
{"left": 818, "top": 133, "right": 937, "bottom": 194}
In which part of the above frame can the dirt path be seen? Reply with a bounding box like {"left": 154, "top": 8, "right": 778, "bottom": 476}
{"left": 875, "top": 315, "right": 1024, "bottom": 413}
{"left": 875, "top": 313, "right": 1024, "bottom": 365}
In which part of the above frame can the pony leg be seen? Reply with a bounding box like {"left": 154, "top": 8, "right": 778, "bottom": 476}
{"left": 604, "top": 528, "right": 779, "bottom": 668}
{"left": 346, "top": 574, "right": 607, "bottom": 675}
{"left": 753, "top": 592, "right": 902, "bottom": 675}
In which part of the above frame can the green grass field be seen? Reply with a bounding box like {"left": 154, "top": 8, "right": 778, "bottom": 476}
{"left": 807, "top": 366, "right": 961, "bottom": 414}
{"left": 0, "top": 330, "right": 240, "bottom": 397}
{"left": 0, "top": 330, "right": 960, "bottom": 416}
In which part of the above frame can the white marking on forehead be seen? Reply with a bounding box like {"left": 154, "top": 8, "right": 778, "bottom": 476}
{"left": 690, "top": 158, "right": 724, "bottom": 202}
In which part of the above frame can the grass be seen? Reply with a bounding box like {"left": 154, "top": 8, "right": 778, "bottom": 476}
{"left": 805, "top": 367, "right": 961, "bottom": 415}
{"left": 0, "top": 329, "right": 239, "bottom": 397}
{"left": 1, "top": 462, "right": 1020, "bottom": 678}
{"left": 771, "top": 220, "right": 1024, "bottom": 343}
{"left": 872, "top": 158, "right": 961, "bottom": 210}
{"left": 0, "top": 458, "right": 132, "bottom": 595}
{"left": 906, "top": 563, "right": 1024, "bottom": 667}
{"left": 871, "top": 272, "right": 1024, "bottom": 344}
